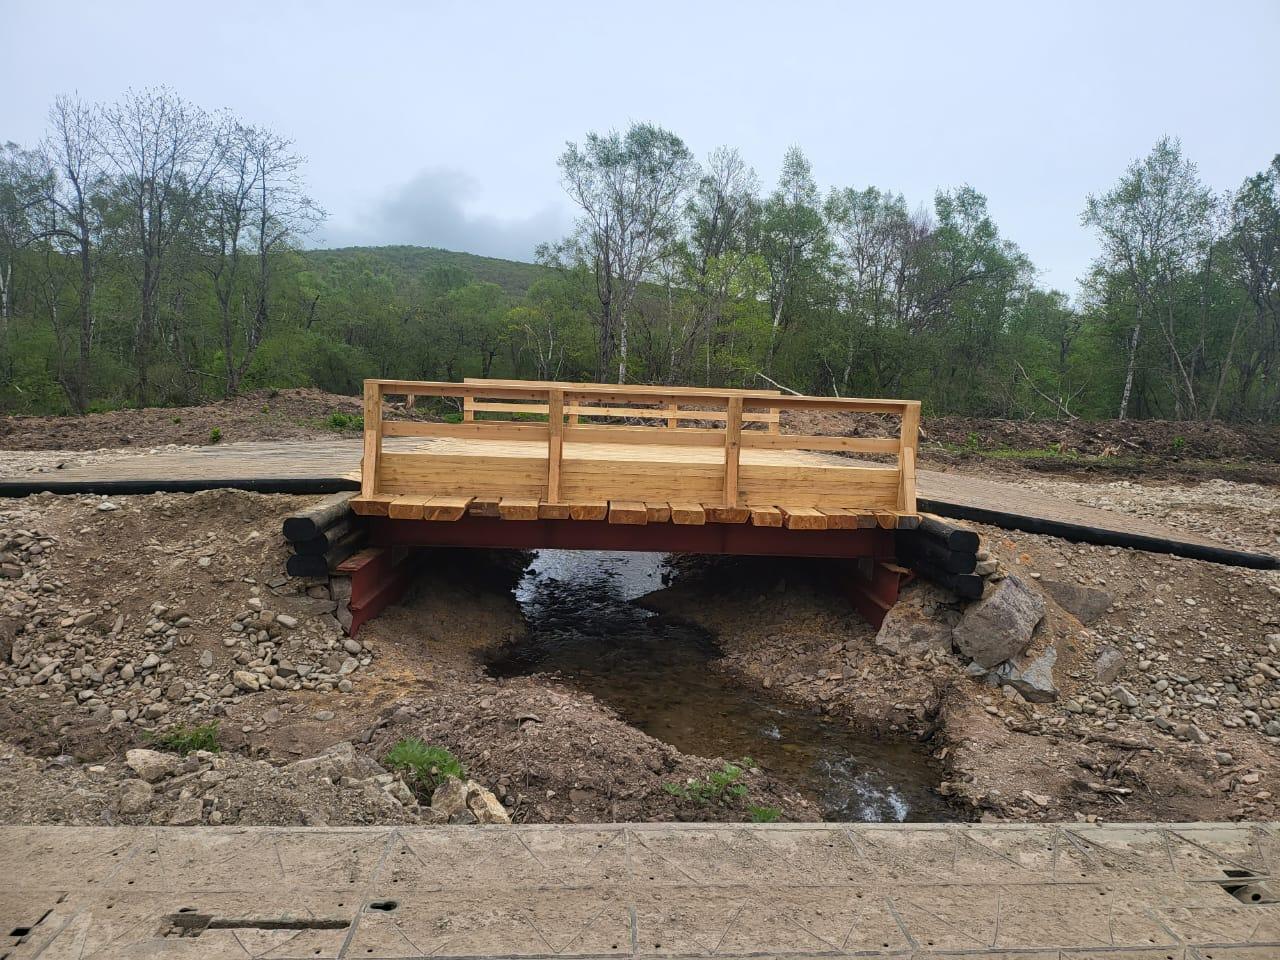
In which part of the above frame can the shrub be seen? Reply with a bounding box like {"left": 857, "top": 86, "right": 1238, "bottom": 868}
{"left": 748, "top": 805, "right": 781, "bottom": 823}
{"left": 324, "top": 412, "right": 364, "bottom": 431}
{"left": 383, "top": 738, "right": 465, "bottom": 793}
{"left": 208, "top": 427, "right": 222, "bottom": 444}
{"left": 149, "top": 721, "right": 220, "bottom": 755}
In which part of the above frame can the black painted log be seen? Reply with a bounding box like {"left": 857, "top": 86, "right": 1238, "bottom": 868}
{"left": 907, "top": 557, "right": 984, "bottom": 599}
{"left": 282, "top": 492, "right": 356, "bottom": 542}
{"left": 898, "top": 534, "right": 977, "bottom": 574}
{"left": 285, "top": 528, "right": 366, "bottom": 578}
{"left": 917, "top": 514, "right": 980, "bottom": 552}
{"left": 290, "top": 517, "right": 357, "bottom": 556}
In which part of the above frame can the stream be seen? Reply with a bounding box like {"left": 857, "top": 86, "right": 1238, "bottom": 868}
{"left": 486, "top": 550, "right": 952, "bottom": 822}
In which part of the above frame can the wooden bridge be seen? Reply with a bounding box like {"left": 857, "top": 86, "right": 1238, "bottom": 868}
{"left": 343, "top": 378, "right": 922, "bottom": 627}
{"left": 351, "top": 378, "right": 921, "bottom": 529}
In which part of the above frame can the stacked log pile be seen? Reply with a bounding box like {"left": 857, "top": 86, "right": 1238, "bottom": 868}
{"left": 282, "top": 493, "right": 365, "bottom": 578}
{"left": 897, "top": 514, "right": 991, "bottom": 599}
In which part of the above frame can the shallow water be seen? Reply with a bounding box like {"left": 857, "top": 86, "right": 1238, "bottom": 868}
{"left": 487, "top": 550, "right": 953, "bottom": 822}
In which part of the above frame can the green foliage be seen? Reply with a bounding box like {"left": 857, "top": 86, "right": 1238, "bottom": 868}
{"left": 324, "top": 412, "right": 363, "bottom": 431}
{"left": 208, "top": 427, "right": 222, "bottom": 444}
{"left": 664, "top": 759, "right": 752, "bottom": 806}
{"left": 149, "top": 722, "right": 220, "bottom": 755}
{"left": 383, "top": 738, "right": 465, "bottom": 791}
{"left": 749, "top": 805, "right": 781, "bottom": 823}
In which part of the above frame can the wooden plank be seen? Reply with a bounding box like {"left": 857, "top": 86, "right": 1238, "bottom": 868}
{"left": 283, "top": 491, "right": 356, "bottom": 541}
{"left": 669, "top": 502, "right": 706, "bottom": 525}
{"left": 780, "top": 506, "right": 828, "bottom": 530}
{"left": 899, "top": 444, "right": 917, "bottom": 513}
{"left": 361, "top": 380, "right": 382, "bottom": 498}
{"left": 538, "top": 501, "right": 572, "bottom": 520}
{"left": 547, "top": 388, "right": 564, "bottom": 504}
{"left": 350, "top": 493, "right": 396, "bottom": 517}
{"left": 498, "top": 498, "right": 541, "bottom": 520}
{"left": 741, "top": 433, "right": 900, "bottom": 454}
{"left": 565, "top": 405, "right": 777, "bottom": 423}
{"left": 818, "top": 507, "right": 861, "bottom": 530}
{"left": 895, "top": 511, "right": 921, "bottom": 530}
{"left": 469, "top": 497, "right": 501, "bottom": 518}
{"left": 422, "top": 496, "right": 472, "bottom": 521}
{"left": 388, "top": 495, "right": 434, "bottom": 520}
{"left": 705, "top": 505, "right": 750, "bottom": 523}
{"left": 382, "top": 420, "right": 549, "bottom": 440}
{"left": 567, "top": 501, "right": 608, "bottom": 521}
{"left": 645, "top": 502, "right": 672, "bottom": 523}
{"left": 723, "top": 395, "right": 742, "bottom": 507}
{"left": 608, "top": 500, "right": 648, "bottom": 524}
{"left": 563, "top": 425, "right": 724, "bottom": 447}
{"left": 748, "top": 505, "right": 783, "bottom": 527}
{"left": 874, "top": 510, "right": 899, "bottom": 529}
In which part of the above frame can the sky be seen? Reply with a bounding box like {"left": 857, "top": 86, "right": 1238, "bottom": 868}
{"left": 3, "top": 0, "right": 1278, "bottom": 296}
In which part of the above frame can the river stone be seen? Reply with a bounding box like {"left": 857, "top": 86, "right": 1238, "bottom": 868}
{"left": 466, "top": 781, "right": 511, "bottom": 824}
{"left": 1094, "top": 645, "right": 1125, "bottom": 683}
{"left": 125, "top": 748, "right": 178, "bottom": 783}
{"left": 989, "top": 644, "right": 1059, "bottom": 703}
{"left": 431, "top": 776, "right": 470, "bottom": 818}
{"left": 874, "top": 583, "right": 957, "bottom": 656}
{"left": 1041, "top": 580, "right": 1112, "bottom": 625}
{"left": 117, "top": 779, "right": 153, "bottom": 814}
{"left": 952, "top": 574, "right": 1046, "bottom": 668}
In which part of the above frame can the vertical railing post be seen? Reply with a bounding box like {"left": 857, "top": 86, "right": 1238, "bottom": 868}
{"left": 768, "top": 404, "right": 781, "bottom": 434}
{"left": 666, "top": 401, "right": 678, "bottom": 430}
{"left": 361, "top": 379, "right": 382, "bottom": 498}
{"left": 723, "top": 395, "right": 742, "bottom": 508}
{"left": 546, "top": 388, "right": 564, "bottom": 503}
{"left": 462, "top": 395, "right": 474, "bottom": 421}
{"left": 897, "top": 400, "right": 920, "bottom": 513}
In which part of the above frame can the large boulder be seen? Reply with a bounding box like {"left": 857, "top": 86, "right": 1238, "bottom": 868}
{"left": 874, "top": 583, "right": 958, "bottom": 656}
{"left": 952, "top": 575, "right": 1045, "bottom": 668}
{"left": 1041, "top": 580, "right": 1112, "bottom": 625}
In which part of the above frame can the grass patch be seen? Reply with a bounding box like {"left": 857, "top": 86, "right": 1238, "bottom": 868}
{"left": 748, "top": 805, "right": 781, "bottom": 823}
{"left": 383, "top": 738, "right": 465, "bottom": 793}
{"left": 323, "top": 411, "right": 364, "bottom": 431}
{"left": 148, "top": 721, "right": 220, "bottom": 755}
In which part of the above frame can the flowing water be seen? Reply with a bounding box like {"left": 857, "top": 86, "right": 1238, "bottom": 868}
{"left": 486, "top": 550, "right": 953, "bottom": 822}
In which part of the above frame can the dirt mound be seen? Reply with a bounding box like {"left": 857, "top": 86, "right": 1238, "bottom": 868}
{"left": 923, "top": 416, "right": 1280, "bottom": 462}
{"left": 0, "top": 388, "right": 364, "bottom": 451}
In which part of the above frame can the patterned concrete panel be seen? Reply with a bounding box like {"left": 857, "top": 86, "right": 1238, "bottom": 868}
{"left": 1, "top": 822, "right": 1277, "bottom": 958}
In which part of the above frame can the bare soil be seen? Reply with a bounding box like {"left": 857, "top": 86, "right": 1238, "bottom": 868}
{"left": 1, "top": 396, "right": 1277, "bottom": 827}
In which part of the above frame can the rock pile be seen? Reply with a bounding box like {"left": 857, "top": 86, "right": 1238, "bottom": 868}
{"left": 877, "top": 573, "right": 1055, "bottom": 702}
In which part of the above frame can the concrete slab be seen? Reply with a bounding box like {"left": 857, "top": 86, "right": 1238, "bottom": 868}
{"left": 1, "top": 822, "right": 1277, "bottom": 958}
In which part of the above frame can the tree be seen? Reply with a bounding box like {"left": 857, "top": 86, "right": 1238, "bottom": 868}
{"left": 1224, "top": 156, "right": 1280, "bottom": 419}
{"left": 206, "top": 120, "right": 321, "bottom": 395}
{"left": 1082, "top": 137, "right": 1213, "bottom": 419}
{"left": 100, "top": 87, "right": 219, "bottom": 404}
{"left": 542, "top": 123, "right": 697, "bottom": 382}
{"left": 758, "top": 147, "right": 829, "bottom": 376}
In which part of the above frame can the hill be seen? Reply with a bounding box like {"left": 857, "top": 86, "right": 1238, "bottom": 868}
{"left": 301, "top": 245, "right": 549, "bottom": 297}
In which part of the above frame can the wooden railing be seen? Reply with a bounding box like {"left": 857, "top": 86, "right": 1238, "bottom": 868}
{"left": 359, "top": 378, "right": 919, "bottom": 515}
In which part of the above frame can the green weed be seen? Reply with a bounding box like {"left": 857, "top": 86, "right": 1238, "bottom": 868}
{"left": 748, "top": 805, "right": 781, "bottom": 823}
{"left": 208, "top": 426, "right": 222, "bottom": 443}
{"left": 148, "top": 721, "right": 220, "bottom": 755}
{"left": 664, "top": 759, "right": 753, "bottom": 806}
{"left": 383, "top": 738, "right": 465, "bottom": 792}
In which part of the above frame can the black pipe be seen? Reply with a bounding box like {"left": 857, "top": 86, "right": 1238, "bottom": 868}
{"left": 919, "top": 496, "right": 1280, "bottom": 571}
{"left": 0, "top": 477, "right": 360, "bottom": 497}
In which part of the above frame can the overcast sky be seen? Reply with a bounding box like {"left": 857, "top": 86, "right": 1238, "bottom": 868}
{"left": 4, "top": 0, "right": 1278, "bottom": 295}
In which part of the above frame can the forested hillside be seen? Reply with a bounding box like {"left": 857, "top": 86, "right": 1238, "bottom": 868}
{"left": 2, "top": 89, "right": 1277, "bottom": 422}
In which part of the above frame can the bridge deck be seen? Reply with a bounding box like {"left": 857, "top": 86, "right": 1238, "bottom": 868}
{"left": 2, "top": 822, "right": 1277, "bottom": 958}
